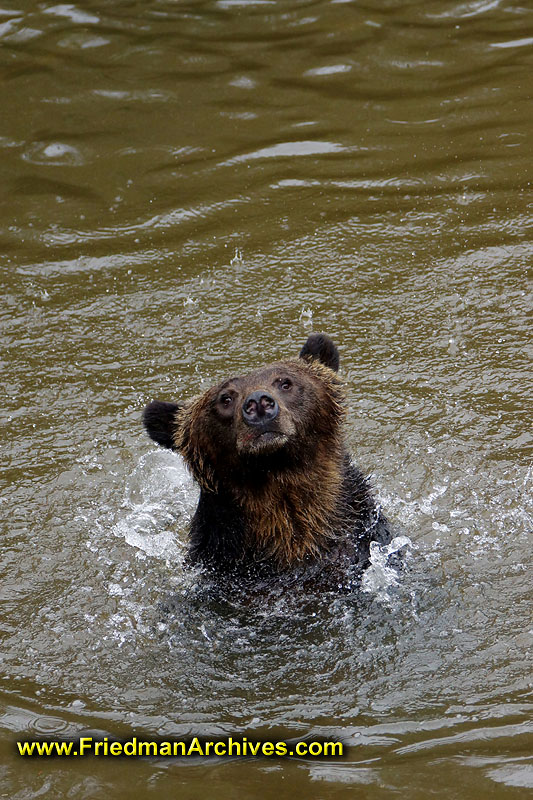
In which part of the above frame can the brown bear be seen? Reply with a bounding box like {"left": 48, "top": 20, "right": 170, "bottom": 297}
{"left": 143, "top": 333, "right": 392, "bottom": 586}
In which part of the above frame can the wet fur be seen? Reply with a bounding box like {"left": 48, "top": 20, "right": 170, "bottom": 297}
{"left": 143, "top": 335, "right": 392, "bottom": 580}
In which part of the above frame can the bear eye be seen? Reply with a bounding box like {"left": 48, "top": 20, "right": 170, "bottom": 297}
{"left": 219, "top": 394, "right": 233, "bottom": 407}
{"left": 278, "top": 378, "right": 293, "bottom": 391}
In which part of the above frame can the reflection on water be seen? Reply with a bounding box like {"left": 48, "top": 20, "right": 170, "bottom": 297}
{"left": 1, "top": 0, "right": 532, "bottom": 797}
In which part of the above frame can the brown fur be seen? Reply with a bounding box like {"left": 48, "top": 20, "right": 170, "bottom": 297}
{"left": 173, "top": 360, "right": 345, "bottom": 568}
{"left": 143, "top": 334, "right": 391, "bottom": 579}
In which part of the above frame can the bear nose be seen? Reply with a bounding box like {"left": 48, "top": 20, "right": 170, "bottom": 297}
{"left": 242, "top": 391, "right": 279, "bottom": 425}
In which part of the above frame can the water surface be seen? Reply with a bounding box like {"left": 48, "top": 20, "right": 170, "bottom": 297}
{"left": 1, "top": 1, "right": 532, "bottom": 797}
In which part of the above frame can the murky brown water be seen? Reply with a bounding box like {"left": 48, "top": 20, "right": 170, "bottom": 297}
{"left": 1, "top": 0, "right": 532, "bottom": 797}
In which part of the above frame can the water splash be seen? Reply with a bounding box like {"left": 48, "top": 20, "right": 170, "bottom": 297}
{"left": 112, "top": 449, "right": 197, "bottom": 561}
{"left": 361, "top": 536, "right": 412, "bottom": 603}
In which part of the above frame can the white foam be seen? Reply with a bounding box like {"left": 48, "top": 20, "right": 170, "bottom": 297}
{"left": 112, "top": 450, "right": 198, "bottom": 560}
{"left": 361, "top": 536, "right": 411, "bottom": 602}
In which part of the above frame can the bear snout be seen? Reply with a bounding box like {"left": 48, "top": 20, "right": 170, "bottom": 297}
{"left": 242, "top": 391, "right": 279, "bottom": 426}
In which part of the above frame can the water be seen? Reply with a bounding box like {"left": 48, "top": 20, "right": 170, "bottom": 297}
{"left": 1, "top": 1, "right": 532, "bottom": 797}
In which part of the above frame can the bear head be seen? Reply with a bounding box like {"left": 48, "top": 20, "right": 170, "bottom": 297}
{"left": 143, "top": 333, "right": 344, "bottom": 494}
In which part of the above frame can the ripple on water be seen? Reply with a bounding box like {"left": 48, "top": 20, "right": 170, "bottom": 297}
{"left": 22, "top": 142, "right": 86, "bottom": 166}
{"left": 28, "top": 715, "right": 69, "bottom": 735}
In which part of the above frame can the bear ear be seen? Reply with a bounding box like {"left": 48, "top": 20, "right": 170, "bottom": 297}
{"left": 143, "top": 400, "right": 181, "bottom": 450}
{"left": 299, "top": 333, "right": 340, "bottom": 372}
